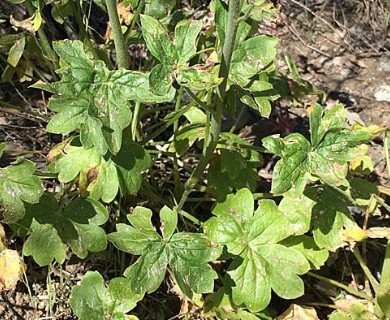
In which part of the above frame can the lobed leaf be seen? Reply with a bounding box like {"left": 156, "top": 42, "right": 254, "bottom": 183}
{"left": 0, "top": 158, "right": 43, "bottom": 223}
{"left": 278, "top": 193, "right": 315, "bottom": 235}
{"left": 204, "top": 189, "right": 310, "bottom": 311}
{"left": 174, "top": 19, "right": 203, "bottom": 64}
{"left": 307, "top": 187, "right": 357, "bottom": 250}
{"left": 144, "top": 0, "right": 176, "bottom": 19}
{"left": 108, "top": 206, "right": 219, "bottom": 297}
{"left": 230, "top": 35, "right": 278, "bottom": 80}
{"left": 149, "top": 63, "right": 173, "bottom": 95}
{"left": 208, "top": 138, "right": 261, "bottom": 200}
{"left": 169, "top": 232, "right": 219, "bottom": 297}
{"left": 70, "top": 271, "right": 142, "bottom": 320}
{"left": 45, "top": 40, "right": 174, "bottom": 155}
{"left": 262, "top": 105, "right": 371, "bottom": 194}
{"left": 281, "top": 235, "right": 329, "bottom": 270}
{"left": 48, "top": 138, "right": 151, "bottom": 201}
{"left": 124, "top": 242, "right": 168, "bottom": 294}
{"left": 263, "top": 133, "right": 310, "bottom": 195}
{"left": 111, "top": 141, "right": 151, "bottom": 196}
{"left": 17, "top": 193, "right": 108, "bottom": 266}
{"left": 140, "top": 15, "right": 177, "bottom": 65}
{"left": 176, "top": 66, "right": 222, "bottom": 91}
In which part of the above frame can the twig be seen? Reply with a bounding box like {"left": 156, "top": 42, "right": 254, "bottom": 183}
{"left": 288, "top": 0, "right": 338, "bottom": 33}
{"left": 282, "top": 17, "right": 332, "bottom": 59}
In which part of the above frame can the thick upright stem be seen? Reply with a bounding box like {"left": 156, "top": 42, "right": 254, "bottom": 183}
{"left": 177, "top": 0, "right": 241, "bottom": 212}
{"left": 106, "top": 0, "right": 129, "bottom": 69}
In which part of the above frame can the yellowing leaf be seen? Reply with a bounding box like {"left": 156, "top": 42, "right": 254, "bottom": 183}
{"left": 349, "top": 145, "right": 373, "bottom": 173}
{"left": 350, "top": 123, "right": 387, "bottom": 136}
{"left": 0, "top": 249, "right": 26, "bottom": 291}
{"left": 32, "top": 10, "right": 42, "bottom": 31}
{"left": 306, "top": 103, "right": 316, "bottom": 115}
{"left": 277, "top": 304, "right": 319, "bottom": 320}
{"left": 342, "top": 226, "right": 367, "bottom": 243}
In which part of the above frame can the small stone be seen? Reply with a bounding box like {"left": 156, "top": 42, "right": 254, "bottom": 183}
{"left": 374, "top": 85, "right": 390, "bottom": 102}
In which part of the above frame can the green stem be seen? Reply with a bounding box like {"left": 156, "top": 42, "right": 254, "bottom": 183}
{"left": 376, "top": 240, "right": 390, "bottom": 317}
{"left": 252, "top": 193, "right": 277, "bottom": 199}
{"left": 69, "top": 0, "right": 100, "bottom": 61}
{"left": 124, "top": 0, "right": 145, "bottom": 44}
{"left": 105, "top": 0, "right": 129, "bottom": 69}
{"left": 352, "top": 245, "right": 379, "bottom": 291}
{"left": 70, "top": 0, "right": 87, "bottom": 39}
{"left": 229, "top": 104, "right": 245, "bottom": 133}
{"left": 25, "top": 0, "right": 59, "bottom": 72}
{"left": 141, "top": 104, "right": 174, "bottom": 116}
{"left": 173, "top": 87, "right": 184, "bottom": 197}
{"left": 373, "top": 194, "right": 390, "bottom": 214}
{"left": 180, "top": 210, "right": 201, "bottom": 225}
{"left": 384, "top": 130, "right": 390, "bottom": 180}
{"left": 176, "top": 0, "right": 241, "bottom": 212}
{"left": 307, "top": 271, "right": 373, "bottom": 301}
{"left": 131, "top": 101, "right": 142, "bottom": 141}
{"left": 142, "top": 104, "right": 193, "bottom": 144}
{"left": 184, "top": 87, "right": 210, "bottom": 111}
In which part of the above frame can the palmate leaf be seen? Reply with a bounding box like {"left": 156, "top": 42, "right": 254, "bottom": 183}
{"left": 307, "top": 186, "right": 357, "bottom": 249}
{"left": 141, "top": 15, "right": 208, "bottom": 95}
{"left": 230, "top": 35, "right": 278, "bottom": 81}
{"left": 140, "top": 15, "right": 177, "bottom": 65}
{"left": 281, "top": 235, "right": 329, "bottom": 270}
{"left": 207, "top": 149, "right": 259, "bottom": 200}
{"left": 204, "top": 189, "right": 310, "bottom": 312}
{"left": 70, "top": 271, "right": 142, "bottom": 320}
{"left": 0, "top": 158, "right": 43, "bottom": 223}
{"left": 279, "top": 185, "right": 360, "bottom": 250}
{"left": 262, "top": 104, "right": 371, "bottom": 195}
{"left": 176, "top": 66, "right": 222, "bottom": 91}
{"left": 48, "top": 137, "right": 151, "bottom": 201}
{"left": 174, "top": 19, "right": 203, "bottom": 64}
{"left": 208, "top": 133, "right": 262, "bottom": 200}
{"left": 42, "top": 40, "right": 175, "bottom": 155}
{"left": 14, "top": 193, "right": 108, "bottom": 266}
{"left": 144, "top": 0, "right": 176, "bottom": 19}
{"left": 108, "top": 206, "right": 220, "bottom": 298}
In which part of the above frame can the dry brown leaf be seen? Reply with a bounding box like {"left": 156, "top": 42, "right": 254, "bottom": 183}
{"left": 10, "top": 15, "right": 36, "bottom": 33}
{"left": 334, "top": 294, "right": 375, "bottom": 315}
{"left": 0, "top": 225, "right": 6, "bottom": 252}
{"left": 366, "top": 227, "right": 390, "bottom": 239}
{"left": 117, "top": 2, "right": 133, "bottom": 25}
{"left": 0, "top": 249, "right": 26, "bottom": 291}
{"left": 378, "top": 186, "right": 390, "bottom": 196}
{"left": 277, "top": 304, "right": 319, "bottom": 320}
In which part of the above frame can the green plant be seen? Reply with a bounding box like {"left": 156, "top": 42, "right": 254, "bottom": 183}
{"left": 1, "top": 0, "right": 390, "bottom": 319}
